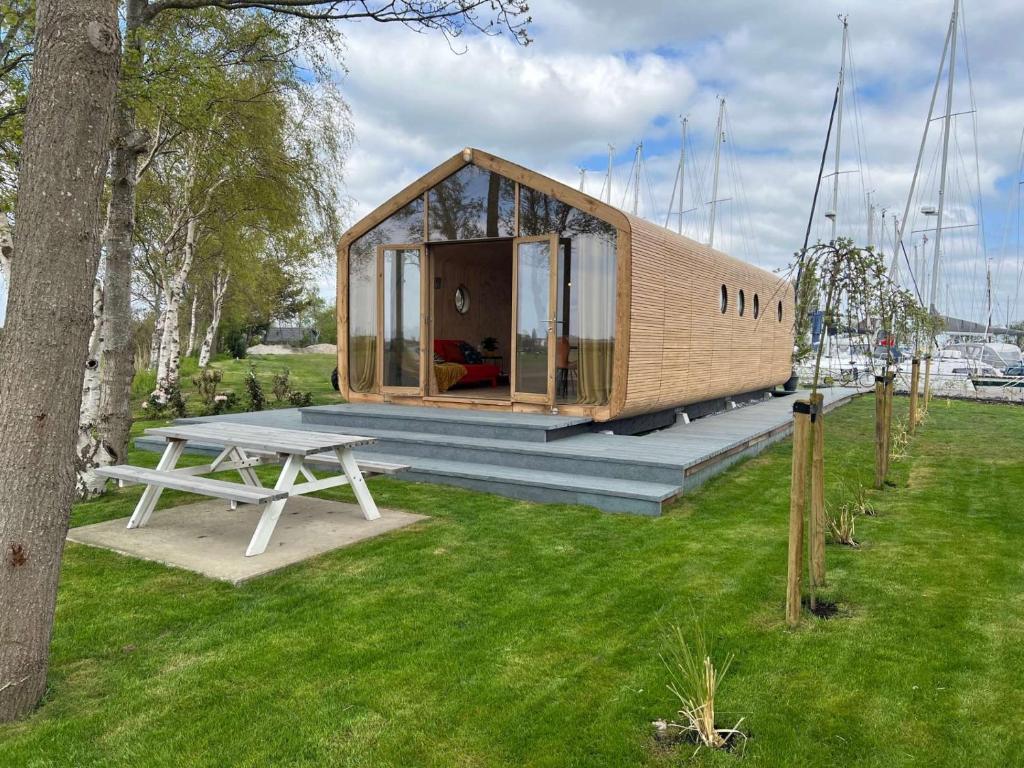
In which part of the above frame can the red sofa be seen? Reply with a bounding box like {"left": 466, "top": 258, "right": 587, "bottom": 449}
{"left": 433, "top": 339, "right": 500, "bottom": 387}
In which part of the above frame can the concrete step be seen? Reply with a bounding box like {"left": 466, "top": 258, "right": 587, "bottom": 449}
{"left": 367, "top": 451, "right": 678, "bottom": 516}
{"left": 299, "top": 403, "right": 592, "bottom": 443}
{"left": 304, "top": 427, "right": 685, "bottom": 485}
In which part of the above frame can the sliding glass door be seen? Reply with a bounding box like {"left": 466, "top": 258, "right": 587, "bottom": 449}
{"left": 511, "top": 235, "right": 557, "bottom": 406}
{"left": 378, "top": 244, "right": 426, "bottom": 395}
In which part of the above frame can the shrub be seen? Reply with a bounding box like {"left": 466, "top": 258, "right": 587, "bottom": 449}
{"left": 660, "top": 620, "right": 744, "bottom": 754}
{"left": 211, "top": 391, "right": 238, "bottom": 415}
{"left": 143, "top": 384, "right": 187, "bottom": 419}
{"left": 192, "top": 367, "right": 224, "bottom": 407}
{"left": 271, "top": 369, "right": 291, "bottom": 402}
{"left": 287, "top": 390, "right": 313, "bottom": 407}
{"left": 245, "top": 365, "right": 265, "bottom": 411}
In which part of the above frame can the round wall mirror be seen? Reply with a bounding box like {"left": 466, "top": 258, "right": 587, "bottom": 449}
{"left": 454, "top": 284, "right": 470, "bottom": 314}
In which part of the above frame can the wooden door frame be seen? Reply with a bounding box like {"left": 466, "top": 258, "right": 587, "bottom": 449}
{"left": 510, "top": 234, "right": 558, "bottom": 407}
{"left": 377, "top": 243, "right": 428, "bottom": 397}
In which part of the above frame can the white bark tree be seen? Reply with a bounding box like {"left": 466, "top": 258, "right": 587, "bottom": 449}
{"left": 76, "top": 277, "right": 113, "bottom": 497}
{"left": 198, "top": 267, "right": 229, "bottom": 368}
{"left": 185, "top": 292, "right": 197, "bottom": 357}
{"left": 147, "top": 284, "right": 164, "bottom": 370}
{"left": 153, "top": 216, "right": 202, "bottom": 401}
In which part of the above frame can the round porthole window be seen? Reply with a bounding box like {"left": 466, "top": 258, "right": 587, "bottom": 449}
{"left": 753, "top": 293, "right": 760, "bottom": 319}
{"left": 720, "top": 284, "right": 728, "bottom": 314}
{"left": 777, "top": 300, "right": 783, "bottom": 322}
{"left": 454, "top": 285, "right": 470, "bottom": 314}
{"left": 738, "top": 289, "right": 745, "bottom": 316}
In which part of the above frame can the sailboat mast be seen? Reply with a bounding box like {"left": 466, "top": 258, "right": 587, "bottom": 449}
{"left": 632, "top": 142, "right": 642, "bottom": 216}
{"left": 930, "top": 0, "right": 959, "bottom": 314}
{"left": 893, "top": 8, "right": 954, "bottom": 292}
{"left": 578, "top": 168, "right": 586, "bottom": 192}
{"left": 678, "top": 117, "right": 687, "bottom": 234}
{"left": 831, "top": 15, "right": 848, "bottom": 242}
{"left": 605, "top": 143, "right": 614, "bottom": 204}
{"left": 866, "top": 192, "right": 874, "bottom": 248}
{"left": 708, "top": 98, "right": 726, "bottom": 249}
{"left": 985, "top": 258, "right": 993, "bottom": 339}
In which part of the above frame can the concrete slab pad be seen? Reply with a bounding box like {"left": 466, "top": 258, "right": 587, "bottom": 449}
{"left": 67, "top": 496, "right": 427, "bottom": 584}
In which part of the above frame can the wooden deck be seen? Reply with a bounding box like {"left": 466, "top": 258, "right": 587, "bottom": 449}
{"left": 136, "top": 389, "right": 859, "bottom": 516}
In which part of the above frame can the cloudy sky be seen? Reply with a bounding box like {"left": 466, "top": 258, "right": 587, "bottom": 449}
{"left": 1, "top": 0, "right": 1021, "bottom": 328}
{"left": 332, "top": 0, "right": 1024, "bottom": 326}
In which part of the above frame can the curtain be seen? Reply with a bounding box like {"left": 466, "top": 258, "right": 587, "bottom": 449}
{"left": 349, "top": 336, "right": 377, "bottom": 392}
{"left": 348, "top": 240, "right": 377, "bottom": 392}
{"left": 575, "top": 233, "right": 616, "bottom": 404}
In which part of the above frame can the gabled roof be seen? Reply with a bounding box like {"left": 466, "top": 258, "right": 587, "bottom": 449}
{"left": 337, "top": 147, "right": 632, "bottom": 253}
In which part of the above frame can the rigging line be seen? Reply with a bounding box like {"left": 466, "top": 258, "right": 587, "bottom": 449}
{"left": 844, "top": 32, "right": 873, "bottom": 206}
{"left": 796, "top": 82, "right": 840, "bottom": 297}
{"left": 994, "top": 130, "right": 1023, "bottom": 291}
{"left": 723, "top": 107, "right": 761, "bottom": 264}
{"left": 894, "top": 7, "right": 955, "bottom": 277}
{"left": 641, "top": 150, "right": 658, "bottom": 223}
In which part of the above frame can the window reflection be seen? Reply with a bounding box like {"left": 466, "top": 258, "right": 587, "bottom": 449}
{"left": 520, "top": 185, "right": 617, "bottom": 405}
{"left": 429, "top": 165, "right": 515, "bottom": 240}
{"left": 348, "top": 198, "right": 424, "bottom": 392}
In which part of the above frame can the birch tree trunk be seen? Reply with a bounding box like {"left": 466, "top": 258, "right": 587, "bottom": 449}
{"left": 97, "top": 0, "right": 148, "bottom": 466}
{"left": 148, "top": 286, "right": 163, "bottom": 371}
{"left": 198, "top": 268, "right": 229, "bottom": 368}
{"left": 185, "top": 293, "right": 197, "bottom": 357}
{"left": 0, "top": 218, "right": 12, "bottom": 286}
{"left": 76, "top": 278, "right": 112, "bottom": 498}
{"left": 0, "top": 0, "right": 120, "bottom": 722}
{"left": 153, "top": 218, "right": 198, "bottom": 402}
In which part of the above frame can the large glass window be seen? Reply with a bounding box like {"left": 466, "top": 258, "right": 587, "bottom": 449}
{"left": 428, "top": 165, "right": 515, "bottom": 240}
{"left": 348, "top": 198, "right": 424, "bottom": 392}
{"left": 382, "top": 248, "right": 422, "bottom": 388}
{"left": 520, "top": 186, "right": 617, "bottom": 405}
{"left": 515, "top": 239, "right": 552, "bottom": 397}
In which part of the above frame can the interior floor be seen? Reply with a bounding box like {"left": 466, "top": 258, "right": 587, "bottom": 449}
{"left": 432, "top": 384, "right": 511, "bottom": 401}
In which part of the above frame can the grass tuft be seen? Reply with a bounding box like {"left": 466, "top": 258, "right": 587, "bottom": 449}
{"left": 660, "top": 620, "right": 745, "bottom": 755}
{"left": 826, "top": 501, "right": 859, "bottom": 547}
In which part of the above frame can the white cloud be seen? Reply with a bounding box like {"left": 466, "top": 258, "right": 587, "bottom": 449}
{"left": 327, "top": 0, "right": 1024, "bottom": 324}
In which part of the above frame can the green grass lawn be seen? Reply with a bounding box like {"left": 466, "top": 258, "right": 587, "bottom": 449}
{"left": 2, "top": 395, "right": 1023, "bottom": 766}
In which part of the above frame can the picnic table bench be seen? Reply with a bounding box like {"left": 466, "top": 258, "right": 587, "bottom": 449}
{"left": 95, "top": 422, "right": 407, "bottom": 557}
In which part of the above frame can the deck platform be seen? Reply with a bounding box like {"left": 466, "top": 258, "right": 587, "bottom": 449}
{"left": 136, "top": 388, "right": 859, "bottom": 516}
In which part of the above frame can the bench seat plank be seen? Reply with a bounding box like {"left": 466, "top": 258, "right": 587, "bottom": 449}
{"left": 95, "top": 465, "right": 287, "bottom": 505}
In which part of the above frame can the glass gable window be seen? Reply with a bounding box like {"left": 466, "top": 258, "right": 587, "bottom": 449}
{"left": 428, "top": 165, "right": 515, "bottom": 240}
{"left": 348, "top": 198, "right": 424, "bottom": 393}
{"left": 519, "top": 186, "right": 617, "bottom": 406}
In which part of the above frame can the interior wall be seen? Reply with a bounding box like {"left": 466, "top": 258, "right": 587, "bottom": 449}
{"left": 431, "top": 240, "right": 512, "bottom": 358}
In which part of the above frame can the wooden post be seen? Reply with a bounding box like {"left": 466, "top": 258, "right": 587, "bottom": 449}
{"left": 809, "top": 392, "right": 826, "bottom": 590}
{"left": 922, "top": 354, "right": 932, "bottom": 415}
{"left": 787, "top": 400, "right": 811, "bottom": 628}
{"left": 882, "top": 372, "right": 895, "bottom": 481}
{"left": 908, "top": 357, "right": 921, "bottom": 433}
{"left": 874, "top": 375, "right": 885, "bottom": 490}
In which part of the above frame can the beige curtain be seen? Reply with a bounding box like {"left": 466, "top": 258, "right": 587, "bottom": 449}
{"left": 348, "top": 239, "right": 377, "bottom": 392}
{"left": 349, "top": 336, "right": 377, "bottom": 392}
{"left": 575, "top": 234, "right": 616, "bottom": 404}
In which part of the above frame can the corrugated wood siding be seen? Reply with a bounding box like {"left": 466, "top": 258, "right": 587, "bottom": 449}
{"left": 621, "top": 216, "right": 793, "bottom": 418}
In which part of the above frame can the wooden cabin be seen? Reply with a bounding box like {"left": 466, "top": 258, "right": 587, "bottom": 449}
{"left": 337, "top": 148, "right": 794, "bottom": 422}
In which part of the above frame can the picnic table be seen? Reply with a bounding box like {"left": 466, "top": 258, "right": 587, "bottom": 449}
{"left": 94, "top": 422, "right": 407, "bottom": 557}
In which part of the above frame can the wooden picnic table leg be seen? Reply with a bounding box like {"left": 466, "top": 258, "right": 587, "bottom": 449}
{"left": 127, "top": 438, "right": 186, "bottom": 529}
{"left": 229, "top": 446, "right": 263, "bottom": 511}
{"left": 245, "top": 453, "right": 304, "bottom": 557}
{"left": 335, "top": 446, "right": 381, "bottom": 521}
